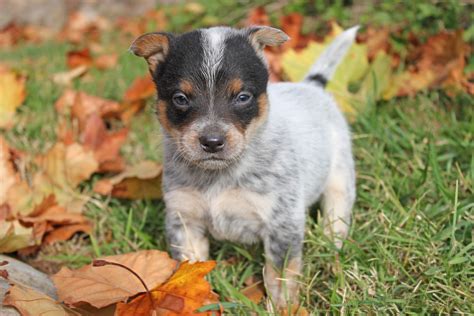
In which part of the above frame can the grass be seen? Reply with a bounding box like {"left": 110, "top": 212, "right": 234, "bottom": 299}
{"left": 1, "top": 2, "right": 473, "bottom": 315}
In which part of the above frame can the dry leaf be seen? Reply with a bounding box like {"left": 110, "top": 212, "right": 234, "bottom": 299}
{"left": 123, "top": 75, "right": 155, "bottom": 103}
{"left": 53, "top": 250, "right": 178, "bottom": 308}
{"left": 94, "top": 53, "right": 119, "bottom": 70}
{"left": 67, "top": 48, "right": 93, "bottom": 69}
{"left": 241, "top": 280, "right": 265, "bottom": 304}
{"left": 116, "top": 261, "right": 218, "bottom": 316}
{"left": 53, "top": 65, "right": 88, "bottom": 86}
{"left": 385, "top": 30, "right": 469, "bottom": 98}
{"left": 3, "top": 282, "right": 79, "bottom": 316}
{"left": 0, "top": 137, "right": 19, "bottom": 205}
{"left": 82, "top": 113, "right": 128, "bottom": 173}
{"left": 43, "top": 223, "right": 92, "bottom": 245}
{"left": 0, "top": 66, "right": 26, "bottom": 129}
{"left": 246, "top": 7, "right": 270, "bottom": 26}
{"left": 93, "top": 161, "right": 162, "bottom": 199}
{"left": 0, "top": 221, "right": 35, "bottom": 253}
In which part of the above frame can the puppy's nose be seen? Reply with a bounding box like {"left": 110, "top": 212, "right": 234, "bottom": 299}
{"left": 199, "top": 135, "right": 225, "bottom": 153}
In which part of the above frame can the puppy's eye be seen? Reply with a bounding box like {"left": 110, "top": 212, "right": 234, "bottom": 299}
{"left": 235, "top": 92, "right": 252, "bottom": 106}
{"left": 172, "top": 92, "right": 190, "bottom": 110}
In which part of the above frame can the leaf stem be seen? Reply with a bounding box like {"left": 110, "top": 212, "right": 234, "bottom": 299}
{"left": 92, "top": 259, "right": 157, "bottom": 312}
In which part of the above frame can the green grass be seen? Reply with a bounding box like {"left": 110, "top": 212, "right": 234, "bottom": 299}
{"left": 1, "top": 2, "right": 473, "bottom": 314}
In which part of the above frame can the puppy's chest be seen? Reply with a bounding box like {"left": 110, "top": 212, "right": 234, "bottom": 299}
{"left": 165, "top": 186, "right": 274, "bottom": 243}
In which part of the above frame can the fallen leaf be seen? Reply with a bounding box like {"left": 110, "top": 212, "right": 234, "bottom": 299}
{"left": 52, "top": 250, "right": 178, "bottom": 308}
{"left": 116, "top": 261, "right": 218, "bottom": 316}
{"left": 280, "top": 13, "right": 304, "bottom": 50}
{"left": 53, "top": 65, "right": 88, "bottom": 86}
{"left": 3, "top": 282, "right": 79, "bottom": 316}
{"left": 0, "top": 66, "right": 26, "bottom": 129}
{"left": 67, "top": 48, "right": 93, "bottom": 69}
{"left": 281, "top": 23, "right": 369, "bottom": 114}
{"left": 93, "top": 161, "right": 162, "bottom": 199}
{"left": 0, "top": 137, "right": 19, "bottom": 206}
{"left": 123, "top": 75, "right": 155, "bottom": 103}
{"left": 246, "top": 7, "right": 270, "bottom": 26}
{"left": 43, "top": 223, "right": 92, "bottom": 245}
{"left": 82, "top": 113, "right": 128, "bottom": 173}
{"left": 384, "top": 30, "right": 469, "bottom": 98}
{"left": 0, "top": 221, "right": 35, "bottom": 253}
{"left": 241, "top": 280, "right": 265, "bottom": 304}
{"left": 94, "top": 53, "right": 119, "bottom": 70}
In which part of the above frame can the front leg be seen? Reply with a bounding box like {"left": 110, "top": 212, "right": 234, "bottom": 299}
{"left": 263, "top": 217, "right": 304, "bottom": 308}
{"left": 164, "top": 189, "right": 209, "bottom": 262}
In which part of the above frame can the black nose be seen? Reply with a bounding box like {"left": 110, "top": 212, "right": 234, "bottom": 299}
{"left": 199, "top": 135, "right": 225, "bottom": 153}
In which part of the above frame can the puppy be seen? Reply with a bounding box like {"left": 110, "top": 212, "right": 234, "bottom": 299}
{"left": 130, "top": 25, "right": 357, "bottom": 308}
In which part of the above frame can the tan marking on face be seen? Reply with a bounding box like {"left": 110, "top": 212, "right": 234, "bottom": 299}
{"left": 179, "top": 80, "right": 194, "bottom": 96}
{"left": 227, "top": 78, "right": 243, "bottom": 95}
{"left": 156, "top": 100, "right": 175, "bottom": 136}
{"left": 244, "top": 93, "right": 269, "bottom": 139}
{"left": 264, "top": 257, "right": 301, "bottom": 308}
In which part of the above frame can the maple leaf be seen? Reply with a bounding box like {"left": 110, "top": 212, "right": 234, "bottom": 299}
{"left": 121, "top": 75, "right": 156, "bottom": 123}
{"left": 115, "top": 261, "right": 219, "bottom": 316}
{"left": 94, "top": 161, "right": 162, "bottom": 199}
{"left": 52, "top": 250, "right": 178, "bottom": 309}
{"left": 3, "top": 282, "right": 79, "bottom": 316}
{"left": 0, "top": 66, "right": 26, "bottom": 129}
{"left": 281, "top": 23, "right": 369, "bottom": 114}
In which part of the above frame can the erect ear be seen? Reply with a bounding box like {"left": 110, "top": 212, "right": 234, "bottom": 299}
{"left": 245, "top": 26, "right": 289, "bottom": 50}
{"left": 129, "top": 32, "right": 172, "bottom": 75}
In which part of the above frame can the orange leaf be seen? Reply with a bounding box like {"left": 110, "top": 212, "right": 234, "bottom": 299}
{"left": 124, "top": 75, "right": 155, "bottom": 103}
{"left": 246, "top": 7, "right": 270, "bottom": 26}
{"left": 93, "top": 161, "right": 162, "bottom": 199}
{"left": 43, "top": 223, "right": 92, "bottom": 245}
{"left": 116, "top": 261, "right": 218, "bottom": 316}
{"left": 67, "top": 48, "right": 93, "bottom": 69}
{"left": 241, "top": 280, "right": 265, "bottom": 304}
{"left": 52, "top": 250, "right": 178, "bottom": 309}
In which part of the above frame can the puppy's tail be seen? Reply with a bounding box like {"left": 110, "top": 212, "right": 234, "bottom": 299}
{"left": 303, "top": 26, "right": 359, "bottom": 87}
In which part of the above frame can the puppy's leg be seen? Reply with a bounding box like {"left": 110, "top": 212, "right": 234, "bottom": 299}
{"left": 165, "top": 209, "right": 209, "bottom": 262}
{"left": 164, "top": 188, "right": 209, "bottom": 261}
{"left": 322, "top": 156, "right": 355, "bottom": 249}
{"left": 263, "top": 219, "right": 304, "bottom": 308}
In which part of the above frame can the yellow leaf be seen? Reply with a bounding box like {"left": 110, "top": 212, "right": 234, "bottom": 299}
{"left": 281, "top": 26, "right": 369, "bottom": 114}
{"left": 0, "top": 221, "right": 35, "bottom": 253}
{"left": 0, "top": 67, "right": 26, "bottom": 129}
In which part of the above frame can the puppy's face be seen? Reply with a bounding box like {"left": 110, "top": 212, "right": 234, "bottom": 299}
{"left": 131, "top": 27, "right": 288, "bottom": 170}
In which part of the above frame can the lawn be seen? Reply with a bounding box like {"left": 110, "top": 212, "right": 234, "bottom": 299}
{"left": 1, "top": 1, "right": 473, "bottom": 315}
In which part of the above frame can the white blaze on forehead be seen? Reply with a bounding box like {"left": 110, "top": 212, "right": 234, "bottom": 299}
{"left": 200, "top": 27, "right": 233, "bottom": 108}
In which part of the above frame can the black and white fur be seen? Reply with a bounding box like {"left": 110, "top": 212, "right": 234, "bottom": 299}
{"left": 130, "top": 25, "right": 358, "bottom": 308}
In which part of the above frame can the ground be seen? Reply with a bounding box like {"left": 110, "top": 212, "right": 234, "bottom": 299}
{"left": 0, "top": 1, "right": 473, "bottom": 314}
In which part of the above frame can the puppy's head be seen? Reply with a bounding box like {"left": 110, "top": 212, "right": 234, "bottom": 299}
{"left": 130, "top": 26, "right": 288, "bottom": 170}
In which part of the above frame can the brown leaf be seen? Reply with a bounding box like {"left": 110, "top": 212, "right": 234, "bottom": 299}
{"left": 53, "top": 65, "right": 88, "bottom": 86}
{"left": 241, "top": 280, "right": 265, "bottom": 304}
{"left": 82, "top": 113, "right": 128, "bottom": 172}
{"left": 52, "top": 250, "right": 178, "bottom": 309}
{"left": 43, "top": 223, "right": 92, "bottom": 245}
{"left": 94, "top": 53, "right": 119, "bottom": 70}
{"left": 385, "top": 30, "right": 470, "bottom": 98}
{"left": 0, "top": 66, "right": 26, "bottom": 129}
{"left": 280, "top": 13, "right": 304, "bottom": 50}
{"left": 123, "top": 75, "right": 155, "bottom": 103}
{"left": 116, "top": 261, "right": 218, "bottom": 316}
{"left": 3, "top": 282, "right": 79, "bottom": 316}
{"left": 93, "top": 161, "right": 162, "bottom": 199}
{"left": 67, "top": 48, "right": 93, "bottom": 69}
{"left": 55, "top": 90, "right": 121, "bottom": 127}
{"left": 0, "top": 136, "right": 19, "bottom": 205}
{"left": 246, "top": 7, "right": 270, "bottom": 26}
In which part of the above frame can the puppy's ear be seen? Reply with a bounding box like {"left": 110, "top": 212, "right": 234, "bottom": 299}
{"left": 130, "top": 32, "right": 173, "bottom": 75}
{"left": 246, "top": 26, "right": 289, "bottom": 50}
